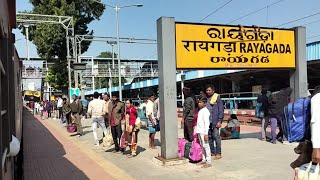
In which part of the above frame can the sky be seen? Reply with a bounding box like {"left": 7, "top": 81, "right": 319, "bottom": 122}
{"left": 14, "top": 0, "right": 320, "bottom": 61}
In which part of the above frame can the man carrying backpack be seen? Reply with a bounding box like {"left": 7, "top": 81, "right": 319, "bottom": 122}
{"left": 257, "top": 89, "right": 269, "bottom": 141}
{"left": 267, "top": 87, "right": 292, "bottom": 144}
{"left": 311, "top": 86, "right": 320, "bottom": 163}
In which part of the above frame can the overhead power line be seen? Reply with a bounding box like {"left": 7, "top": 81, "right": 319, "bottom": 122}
{"left": 200, "top": 0, "right": 233, "bottom": 22}
{"left": 302, "top": 19, "right": 320, "bottom": 26}
{"left": 227, "top": 0, "right": 285, "bottom": 25}
{"left": 307, "top": 34, "right": 320, "bottom": 39}
{"left": 275, "top": 12, "right": 320, "bottom": 27}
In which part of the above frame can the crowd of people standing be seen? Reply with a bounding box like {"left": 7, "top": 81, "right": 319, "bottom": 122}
{"left": 33, "top": 92, "right": 158, "bottom": 158}
{"left": 181, "top": 84, "right": 225, "bottom": 168}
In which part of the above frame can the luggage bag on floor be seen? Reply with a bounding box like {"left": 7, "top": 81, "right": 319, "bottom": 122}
{"left": 283, "top": 97, "right": 311, "bottom": 143}
{"left": 178, "top": 138, "right": 188, "bottom": 158}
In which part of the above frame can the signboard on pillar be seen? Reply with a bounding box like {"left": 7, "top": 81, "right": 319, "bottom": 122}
{"left": 175, "top": 23, "right": 296, "bottom": 69}
{"left": 70, "top": 88, "right": 80, "bottom": 102}
{"left": 156, "top": 17, "right": 306, "bottom": 162}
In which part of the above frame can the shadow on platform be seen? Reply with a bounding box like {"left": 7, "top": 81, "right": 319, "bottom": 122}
{"left": 239, "top": 132, "right": 261, "bottom": 139}
{"left": 23, "top": 108, "right": 89, "bottom": 180}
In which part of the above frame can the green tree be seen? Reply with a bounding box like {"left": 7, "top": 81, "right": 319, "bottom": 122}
{"left": 95, "top": 77, "right": 108, "bottom": 89}
{"left": 96, "top": 51, "right": 126, "bottom": 87}
{"left": 97, "top": 51, "right": 117, "bottom": 58}
{"left": 21, "top": 0, "right": 105, "bottom": 92}
{"left": 111, "top": 77, "right": 127, "bottom": 86}
{"left": 45, "top": 60, "right": 69, "bottom": 91}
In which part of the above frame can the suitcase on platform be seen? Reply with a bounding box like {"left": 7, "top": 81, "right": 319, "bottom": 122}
{"left": 283, "top": 97, "right": 311, "bottom": 143}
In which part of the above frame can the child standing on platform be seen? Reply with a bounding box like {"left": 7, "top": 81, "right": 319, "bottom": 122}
{"left": 195, "top": 97, "right": 212, "bottom": 168}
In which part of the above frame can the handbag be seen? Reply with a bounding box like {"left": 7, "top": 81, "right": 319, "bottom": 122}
{"left": 67, "top": 123, "right": 77, "bottom": 133}
{"left": 155, "top": 119, "right": 160, "bottom": 132}
{"left": 134, "top": 117, "right": 141, "bottom": 130}
{"left": 102, "top": 127, "right": 114, "bottom": 147}
{"left": 120, "top": 132, "right": 127, "bottom": 149}
{"left": 128, "top": 125, "right": 133, "bottom": 133}
{"left": 294, "top": 162, "right": 320, "bottom": 180}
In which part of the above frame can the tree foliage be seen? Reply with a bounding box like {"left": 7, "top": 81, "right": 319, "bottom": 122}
{"left": 95, "top": 51, "right": 126, "bottom": 88}
{"left": 97, "top": 51, "right": 117, "bottom": 58}
{"left": 45, "top": 60, "right": 69, "bottom": 92}
{"left": 22, "top": 0, "right": 105, "bottom": 91}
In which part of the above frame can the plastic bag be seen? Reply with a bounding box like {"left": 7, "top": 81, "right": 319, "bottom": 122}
{"left": 102, "top": 127, "right": 114, "bottom": 147}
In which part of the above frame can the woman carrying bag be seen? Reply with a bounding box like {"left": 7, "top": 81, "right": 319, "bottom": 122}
{"left": 125, "top": 99, "right": 140, "bottom": 158}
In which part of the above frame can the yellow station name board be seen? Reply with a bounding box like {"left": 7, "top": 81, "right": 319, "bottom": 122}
{"left": 175, "top": 23, "right": 296, "bottom": 69}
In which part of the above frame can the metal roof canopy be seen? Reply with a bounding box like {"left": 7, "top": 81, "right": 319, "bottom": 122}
{"left": 16, "top": 13, "right": 75, "bottom": 90}
{"left": 75, "top": 34, "right": 156, "bottom": 63}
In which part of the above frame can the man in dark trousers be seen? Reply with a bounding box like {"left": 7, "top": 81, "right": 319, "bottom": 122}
{"left": 267, "top": 87, "right": 292, "bottom": 143}
{"left": 183, "top": 87, "right": 195, "bottom": 142}
{"left": 205, "top": 84, "right": 224, "bottom": 160}
{"left": 257, "top": 89, "right": 269, "bottom": 141}
{"left": 70, "top": 94, "right": 83, "bottom": 137}
{"left": 110, "top": 94, "right": 125, "bottom": 153}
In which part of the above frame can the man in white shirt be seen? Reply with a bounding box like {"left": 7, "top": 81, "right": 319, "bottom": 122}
{"left": 311, "top": 86, "right": 320, "bottom": 163}
{"left": 139, "top": 99, "right": 148, "bottom": 117}
{"left": 154, "top": 97, "right": 160, "bottom": 120}
{"left": 57, "top": 97, "right": 64, "bottom": 120}
{"left": 103, "top": 93, "right": 112, "bottom": 127}
{"left": 146, "top": 94, "right": 156, "bottom": 149}
{"left": 88, "top": 92, "right": 108, "bottom": 146}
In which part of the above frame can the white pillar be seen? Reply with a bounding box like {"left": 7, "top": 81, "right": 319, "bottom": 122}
{"left": 290, "top": 27, "right": 308, "bottom": 101}
{"left": 157, "top": 17, "right": 178, "bottom": 159}
{"left": 181, "top": 71, "right": 185, "bottom": 105}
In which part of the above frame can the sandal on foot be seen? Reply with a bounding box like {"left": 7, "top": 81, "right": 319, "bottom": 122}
{"left": 196, "top": 162, "right": 206, "bottom": 166}
{"left": 214, "top": 154, "right": 222, "bottom": 160}
{"left": 113, "top": 150, "right": 121, "bottom": 154}
{"left": 127, "top": 154, "right": 136, "bottom": 158}
{"left": 127, "top": 154, "right": 133, "bottom": 158}
{"left": 201, "top": 164, "right": 212, "bottom": 168}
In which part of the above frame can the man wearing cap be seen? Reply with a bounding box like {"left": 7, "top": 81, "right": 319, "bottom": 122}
{"left": 70, "top": 94, "right": 84, "bottom": 137}
{"left": 183, "top": 87, "right": 196, "bottom": 142}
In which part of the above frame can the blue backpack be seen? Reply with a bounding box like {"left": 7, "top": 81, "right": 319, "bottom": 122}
{"left": 255, "top": 102, "right": 264, "bottom": 118}
{"left": 283, "top": 97, "right": 311, "bottom": 143}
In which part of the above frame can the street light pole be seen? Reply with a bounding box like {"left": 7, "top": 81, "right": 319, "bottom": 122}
{"left": 108, "top": 62, "right": 112, "bottom": 97}
{"left": 111, "top": 44, "right": 115, "bottom": 69}
{"left": 25, "top": 25, "right": 30, "bottom": 62}
{"left": 91, "top": 57, "right": 95, "bottom": 91}
{"left": 92, "top": 0, "right": 142, "bottom": 101}
{"left": 115, "top": 7, "right": 122, "bottom": 101}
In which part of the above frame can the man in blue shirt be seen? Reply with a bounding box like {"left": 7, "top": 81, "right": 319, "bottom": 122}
{"left": 205, "top": 84, "right": 224, "bottom": 160}
{"left": 80, "top": 98, "right": 89, "bottom": 119}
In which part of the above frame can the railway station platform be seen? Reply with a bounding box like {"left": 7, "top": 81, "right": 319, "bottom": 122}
{"left": 23, "top": 106, "right": 298, "bottom": 180}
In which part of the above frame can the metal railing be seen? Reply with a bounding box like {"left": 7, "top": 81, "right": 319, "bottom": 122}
{"left": 22, "top": 69, "right": 47, "bottom": 79}
{"left": 82, "top": 67, "right": 159, "bottom": 78}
